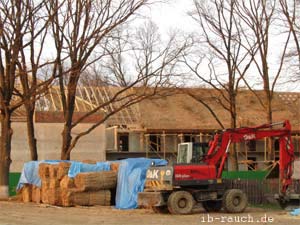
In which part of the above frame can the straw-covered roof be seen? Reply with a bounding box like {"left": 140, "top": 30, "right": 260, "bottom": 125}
{"left": 138, "top": 89, "right": 300, "bottom": 131}
{"left": 11, "top": 85, "right": 300, "bottom": 131}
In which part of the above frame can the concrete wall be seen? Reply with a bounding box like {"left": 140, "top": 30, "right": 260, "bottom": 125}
{"left": 10, "top": 122, "right": 106, "bottom": 172}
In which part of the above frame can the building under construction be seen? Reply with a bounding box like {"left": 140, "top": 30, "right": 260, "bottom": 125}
{"left": 10, "top": 86, "right": 300, "bottom": 173}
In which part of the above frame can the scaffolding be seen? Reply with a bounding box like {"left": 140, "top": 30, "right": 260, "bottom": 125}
{"left": 143, "top": 132, "right": 213, "bottom": 161}
{"left": 141, "top": 131, "right": 300, "bottom": 173}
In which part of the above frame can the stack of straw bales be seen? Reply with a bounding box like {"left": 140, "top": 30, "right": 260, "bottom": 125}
{"left": 20, "top": 161, "right": 119, "bottom": 207}
{"left": 38, "top": 162, "right": 71, "bottom": 205}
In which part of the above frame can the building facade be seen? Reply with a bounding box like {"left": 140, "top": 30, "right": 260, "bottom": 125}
{"left": 6, "top": 86, "right": 300, "bottom": 173}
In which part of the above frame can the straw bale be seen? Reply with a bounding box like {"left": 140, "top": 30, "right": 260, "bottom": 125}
{"left": 22, "top": 184, "right": 32, "bottom": 203}
{"left": 38, "top": 163, "right": 50, "bottom": 179}
{"left": 82, "top": 159, "right": 97, "bottom": 164}
{"left": 60, "top": 176, "right": 75, "bottom": 189}
{"left": 74, "top": 171, "right": 117, "bottom": 191}
{"left": 41, "top": 187, "right": 49, "bottom": 204}
{"left": 41, "top": 179, "right": 50, "bottom": 189}
{"left": 49, "top": 178, "right": 60, "bottom": 189}
{"left": 110, "top": 163, "right": 120, "bottom": 172}
{"left": 61, "top": 189, "right": 111, "bottom": 207}
{"left": 49, "top": 164, "right": 59, "bottom": 178}
{"left": 31, "top": 186, "right": 41, "bottom": 203}
{"left": 48, "top": 188, "right": 62, "bottom": 206}
{"left": 57, "top": 162, "right": 71, "bottom": 180}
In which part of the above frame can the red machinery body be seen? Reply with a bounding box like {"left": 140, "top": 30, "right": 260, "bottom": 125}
{"left": 171, "top": 120, "right": 294, "bottom": 194}
{"left": 173, "top": 164, "right": 216, "bottom": 181}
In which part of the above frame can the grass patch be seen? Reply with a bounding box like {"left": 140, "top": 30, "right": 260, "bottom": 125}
{"left": 250, "top": 203, "right": 282, "bottom": 210}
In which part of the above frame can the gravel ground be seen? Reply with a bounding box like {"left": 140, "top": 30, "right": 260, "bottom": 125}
{"left": 0, "top": 200, "right": 299, "bottom": 225}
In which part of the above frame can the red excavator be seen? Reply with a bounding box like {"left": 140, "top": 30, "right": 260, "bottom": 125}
{"left": 138, "top": 120, "right": 299, "bottom": 214}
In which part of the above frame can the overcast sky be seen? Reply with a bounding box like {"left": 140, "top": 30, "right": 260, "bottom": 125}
{"left": 149, "top": 1, "right": 195, "bottom": 33}
{"left": 144, "top": 1, "right": 299, "bottom": 91}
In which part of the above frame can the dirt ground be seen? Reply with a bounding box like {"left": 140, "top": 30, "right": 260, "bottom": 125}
{"left": 0, "top": 200, "right": 300, "bottom": 225}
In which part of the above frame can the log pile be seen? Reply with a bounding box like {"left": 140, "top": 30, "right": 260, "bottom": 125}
{"left": 20, "top": 162, "right": 117, "bottom": 207}
{"left": 74, "top": 171, "right": 117, "bottom": 191}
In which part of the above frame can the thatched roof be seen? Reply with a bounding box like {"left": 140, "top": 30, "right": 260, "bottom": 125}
{"left": 138, "top": 89, "right": 300, "bottom": 131}
{"left": 11, "top": 85, "right": 300, "bottom": 132}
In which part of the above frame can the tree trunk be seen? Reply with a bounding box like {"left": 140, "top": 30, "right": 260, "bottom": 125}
{"left": 266, "top": 93, "right": 274, "bottom": 160}
{"left": 25, "top": 104, "right": 38, "bottom": 160}
{"left": 0, "top": 112, "right": 13, "bottom": 199}
{"left": 229, "top": 88, "right": 239, "bottom": 171}
{"left": 61, "top": 124, "right": 72, "bottom": 160}
{"left": 229, "top": 100, "right": 239, "bottom": 171}
{"left": 61, "top": 81, "right": 77, "bottom": 160}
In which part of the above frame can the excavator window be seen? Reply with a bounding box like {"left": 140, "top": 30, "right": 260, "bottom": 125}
{"left": 191, "top": 143, "right": 209, "bottom": 163}
{"left": 177, "top": 142, "right": 209, "bottom": 164}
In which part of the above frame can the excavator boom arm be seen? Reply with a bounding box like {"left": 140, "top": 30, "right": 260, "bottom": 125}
{"left": 204, "top": 120, "right": 294, "bottom": 195}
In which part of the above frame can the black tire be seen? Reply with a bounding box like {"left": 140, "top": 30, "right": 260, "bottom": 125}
{"left": 202, "top": 200, "right": 222, "bottom": 212}
{"left": 167, "top": 191, "right": 195, "bottom": 214}
{"left": 152, "top": 206, "right": 169, "bottom": 214}
{"left": 222, "top": 189, "right": 248, "bottom": 213}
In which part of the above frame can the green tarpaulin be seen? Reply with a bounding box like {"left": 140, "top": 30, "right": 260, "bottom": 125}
{"left": 222, "top": 171, "right": 268, "bottom": 180}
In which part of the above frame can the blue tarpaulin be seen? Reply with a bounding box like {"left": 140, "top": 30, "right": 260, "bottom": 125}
{"left": 115, "top": 158, "right": 167, "bottom": 209}
{"left": 68, "top": 161, "right": 111, "bottom": 178}
{"left": 17, "top": 160, "right": 112, "bottom": 189}
{"left": 290, "top": 208, "right": 300, "bottom": 216}
{"left": 16, "top": 158, "right": 167, "bottom": 209}
{"left": 17, "top": 160, "right": 65, "bottom": 190}
{"left": 17, "top": 161, "right": 41, "bottom": 190}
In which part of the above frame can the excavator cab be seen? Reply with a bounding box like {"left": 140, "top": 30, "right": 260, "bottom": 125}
{"left": 177, "top": 142, "right": 209, "bottom": 164}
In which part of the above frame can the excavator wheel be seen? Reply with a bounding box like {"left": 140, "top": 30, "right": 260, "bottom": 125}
{"left": 167, "top": 191, "right": 195, "bottom": 214}
{"left": 222, "top": 189, "right": 248, "bottom": 213}
{"left": 202, "top": 200, "right": 222, "bottom": 212}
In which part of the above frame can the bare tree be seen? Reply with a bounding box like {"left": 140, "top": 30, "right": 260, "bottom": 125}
{"left": 0, "top": 0, "right": 56, "bottom": 198}
{"left": 236, "top": 0, "right": 291, "bottom": 160}
{"left": 15, "top": 0, "right": 58, "bottom": 161}
{"left": 80, "top": 64, "right": 110, "bottom": 87}
{"left": 47, "top": 0, "right": 188, "bottom": 159}
{"left": 280, "top": 0, "right": 300, "bottom": 76}
{"left": 47, "top": 0, "right": 148, "bottom": 159}
{"left": 66, "top": 29, "right": 188, "bottom": 157}
{"left": 186, "top": 0, "right": 255, "bottom": 170}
